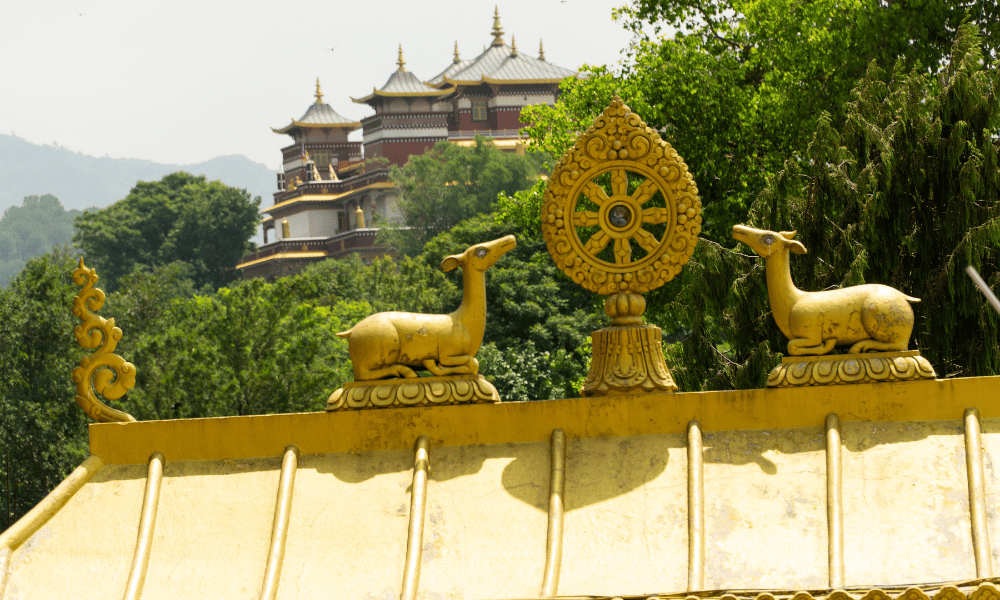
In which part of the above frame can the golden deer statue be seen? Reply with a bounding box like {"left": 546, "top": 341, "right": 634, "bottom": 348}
{"left": 337, "top": 235, "right": 516, "bottom": 381}
{"left": 732, "top": 225, "right": 919, "bottom": 356}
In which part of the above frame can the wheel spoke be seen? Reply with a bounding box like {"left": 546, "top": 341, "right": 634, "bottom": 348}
{"left": 642, "top": 207, "right": 671, "bottom": 224}
{"left": 631, "top": 179, "right": 658, "bottom": 204}
{"left": 612, "top": 169, "right": 629, "bottom": 196}
{"left": 614, "top": 237, "right": 632, "bottom": 264}
{"left": 582, "top": 182, "right": 610, "bottom": 207}
{"left": 583, "top": 230, "right": 610, "bottom": 256}
{"left": 573, "top": 211, "right": 600, "bottom": 227}
{"left": 633, "top": 228, "right": 658, "bottom": 253}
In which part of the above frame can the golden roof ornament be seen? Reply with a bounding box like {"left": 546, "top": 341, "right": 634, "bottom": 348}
{"left": 453, "top": 40, "right": 461, "bottom": 64}
{"left": 71, "top": 258, "right": 136, "bottom": 422}
{"left": 396, "top": 44, "right": 406, "bottom": 71}
{"left": 538, "top": 39, "right": 545, "bottom": 61}
{"left": 327, "top": 236, "right": 516, "bottom": 410}
{"left": 542, "top": 97, "right": 701, "bottom": 395}
{"left": 314, "top": 77, "right": 323, "bottom": 103}
{"left": 510, "top": 36, "right": 518, "bottom": 57}
{"left": 490, "top": 6, "right": 504, "bottom": 47}
{"left": 731, "top": 225, "right": 937, "bottom": 386}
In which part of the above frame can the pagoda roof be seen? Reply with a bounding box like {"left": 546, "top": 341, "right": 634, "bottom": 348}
{"left": 273, "top": 79, "right": 361, "bottom": 133}
{"left": 442, "top": 41, "right": 575, "bottom": 86}
{"left": 352, "top": 45, "right": 445, "bottom": 104}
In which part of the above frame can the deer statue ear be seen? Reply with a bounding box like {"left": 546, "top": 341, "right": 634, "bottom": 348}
{"left": 441, "top": 254, "right": 463, "bottom": 272}
{"left": 779, "top": 230, "right": 797, "bottom": 239}
{"left": 788, "top": 240, "right": 807, "bottom": 254}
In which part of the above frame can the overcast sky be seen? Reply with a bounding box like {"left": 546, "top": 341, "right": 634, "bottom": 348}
{"left": 2, "top": 1, "right": 639, "bottom": 170}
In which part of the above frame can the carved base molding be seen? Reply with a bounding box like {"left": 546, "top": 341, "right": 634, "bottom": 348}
{"left": 767, "top": 350, "right": 937, "bottom": 388}
{"left": 326, "top": 375, "right": 500, "bottom": 411}
{"left": 582, "top": 323, "right": 678, "bottom": 396}
{"left": 595, "top": 579, "right": 1000, "bottom": 600}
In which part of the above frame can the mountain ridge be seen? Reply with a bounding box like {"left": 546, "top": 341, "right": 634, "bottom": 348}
{"left": 0, "top": 134, "right": 278, "bottom": 213}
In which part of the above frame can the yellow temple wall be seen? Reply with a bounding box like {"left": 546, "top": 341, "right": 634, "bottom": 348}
{"left": 3, "top": 376, "right": 1000, "bottom": 599}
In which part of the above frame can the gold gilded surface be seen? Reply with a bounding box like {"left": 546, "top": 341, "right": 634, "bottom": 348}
{"left": 768, "top": 351, "right": 937, "bottom": 387}
{"left": 547, "top": 580, "right": 1000, "bottom": 600}
{"left": 541, "top": 97, "right": 701, "bottom": 295}
{"left": 71, "top": 258, "right": 136, "bottom": 422}
{"left": 584, "top": 319, "right": 677, "bottom": 394}
{"left": 326, "top": 375, "right": 500, "bottom": 410}
{"left": 732, "top": 225, "right": 925, "bottom": 357}
{"left": 331, "top": 236, "right": 514, "bottom": 407}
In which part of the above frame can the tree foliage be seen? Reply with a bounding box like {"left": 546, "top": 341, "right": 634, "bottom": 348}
{"left": 0, "top": 195, "right": 80, "bottom": 287}
{"left": 665, "top": 23, "right": 1000, "bottom": 388}
{"left": 385, "top": 138, "right": 548, "bottom": 255}
{"left": 74, "top": 172, "right": 260, "bottom": 292}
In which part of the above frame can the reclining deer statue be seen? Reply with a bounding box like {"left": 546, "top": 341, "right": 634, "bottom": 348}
{"left": 732, "top": 225, "right": 919, "bottom": 356}
{"left": 337, "top": 235, "right": 516, "bottom": 380}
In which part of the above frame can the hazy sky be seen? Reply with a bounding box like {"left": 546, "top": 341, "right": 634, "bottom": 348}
{"left": 2, "top": 1, "right": 639, "bottom": 170}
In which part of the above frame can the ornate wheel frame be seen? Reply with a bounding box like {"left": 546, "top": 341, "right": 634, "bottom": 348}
{"left": 542, "top": 98, "right": 702, "bottom": 296}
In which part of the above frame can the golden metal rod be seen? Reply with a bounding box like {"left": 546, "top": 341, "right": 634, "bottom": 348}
{"left": 965, "top": 408, "right": 994, "bottom": 577}
{"left": 259, "top": 446, "right": 299, "bottom": 600}
{"left": 0, "top": 454, "right": 103, "bottom": 551}
{"left": 825, "top": 414, "right": 845, "bottom": 588}
{"left": 401, "top": 436, "right": 430, "bottom": 600}
{"left": 541, "top": 429, "right": 566, "bottom": 597}
{"left": 0, "top": 455, "right": 103, "bottom": 598}
{"left": 123, "top": 452, "right": 165, "bottom": 600}
{"left": 687, "top": 420, "right": 705, "bottom": 591}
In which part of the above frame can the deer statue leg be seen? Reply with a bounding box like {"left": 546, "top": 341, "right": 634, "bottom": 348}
{"left": 787, "top": 337, "right": 837, "bottom": 356}
{"left": 422, "top": 355, "right": 479, "bottom": 376}
{"left": 848, "top": 339, "right": 909, "bottom": 353}
{"left": 355, "top": 364, "right": 419, "bottom": 380}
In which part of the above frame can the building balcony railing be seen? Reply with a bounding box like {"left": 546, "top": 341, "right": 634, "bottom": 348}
{"left": 447, "top": 129, "right": 524, "bottom": 140}
{"left": 237, "top": 229, "right": 387, "bottom": 270}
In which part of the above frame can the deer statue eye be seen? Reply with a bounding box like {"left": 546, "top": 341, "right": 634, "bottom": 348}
{"left": 762, "top": 234, "right": 775, "bottom": 245}
{"left": 475, "top": 248, "right": 488, "bottom": 258}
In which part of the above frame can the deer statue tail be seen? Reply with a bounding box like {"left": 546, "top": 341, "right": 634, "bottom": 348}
{"left": 336, "top": 328, "right": 353, "bottom": 339}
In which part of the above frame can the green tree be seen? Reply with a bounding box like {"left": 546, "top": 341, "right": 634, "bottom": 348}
{"left": 665, "top": 24, "right": 1000, "bottom": 389}
{"left": 0, "top": 248, "right": 90, "bottom": 528}
{"left": 0, "top": 195, "right": 81, "bottom": 286}
{"left": 385, "top": 138, "right": 548, "bottom": 256}
{"left": 523, "top": 0, "right": 1000, "bottom": 243}
{"left": 73, "top": 172, "right": 260, "bottom": 292}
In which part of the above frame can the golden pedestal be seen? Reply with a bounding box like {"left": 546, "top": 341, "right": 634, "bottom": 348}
{"left": 767, "top": 350, "right": 937, "bottom": 387}
{"left": 581, "top": 293, "right": 678, "bottom": 396}
{"left": 327, "top": 375, "right": 500, "bottom": 411}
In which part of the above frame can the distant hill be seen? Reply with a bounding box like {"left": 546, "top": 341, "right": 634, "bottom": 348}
{"left": 0, "top": 134, "right": 277, "bottom": 213}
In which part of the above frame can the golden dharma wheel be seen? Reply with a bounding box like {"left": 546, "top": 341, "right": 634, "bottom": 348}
{"left": 541, "top": 97, "right": 702, "bottom": 295}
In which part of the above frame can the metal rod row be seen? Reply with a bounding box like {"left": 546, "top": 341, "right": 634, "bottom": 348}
{"left": 541, "top": 429, "right": 566, "bottom": 598}
{"left": 259, "top": 445, "right": 300, "bottom": 600}
{"left": 401, "top": 435, "right": 430, "bottom": 600}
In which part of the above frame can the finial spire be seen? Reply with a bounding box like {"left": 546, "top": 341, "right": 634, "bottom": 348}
{"left": 490, "top": 6, "right": 504, "bottom": 47}
{"left": 396, "top": 44, "right": 406, "bottom": 71}
{"left": 538, "top": 39, "right": 546, "bottom": 61}
{"left": 510, "top": 36, "right": 518, "bottom": 57}
{"left": 315, "top": 77, "right": 324, "bottom": 103}
{"left": 453, "top": 40, "right": 461, "bottom": 64}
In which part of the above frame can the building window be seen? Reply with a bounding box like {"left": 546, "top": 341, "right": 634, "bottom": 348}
{"left": 337, "top": 211, "right": 346, "bottom": 232}
{"left": 471, "top": 99, "right": 488, "bottom": 122}
{"left": 313, "top": 150, "right": 330, "bottom": 168}
{"left": 277, "top": 172, "right": 285, "bottom": 191}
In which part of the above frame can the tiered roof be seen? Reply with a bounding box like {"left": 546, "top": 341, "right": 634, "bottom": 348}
{"left": 352, "top": 46, "right": 443, "bottom": 104}
{"left": 272, "top": 79, "right": 361, "bottom": 134}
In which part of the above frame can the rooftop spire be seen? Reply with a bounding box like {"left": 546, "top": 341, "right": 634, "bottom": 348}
{"left": 315, "top": 77, "right": 324, "bottom": 103}
{"left": 490, "top": 6, "right": 504, "bottom": 47}
{"left": 453, "top": 40, "right": 461, "bottom": 64}
{"left": 396, "top": 44, "right": 406, "bottom": 71}
{"left": 538, "top": 39, "right": 546, "bottom": 61}
{"left": 510, "top": 35, "right": 518, "bottom": 57}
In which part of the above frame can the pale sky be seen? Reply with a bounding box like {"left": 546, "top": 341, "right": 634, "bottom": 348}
{"left": 2, "top": 1, "right": 640, "bottom": 170}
